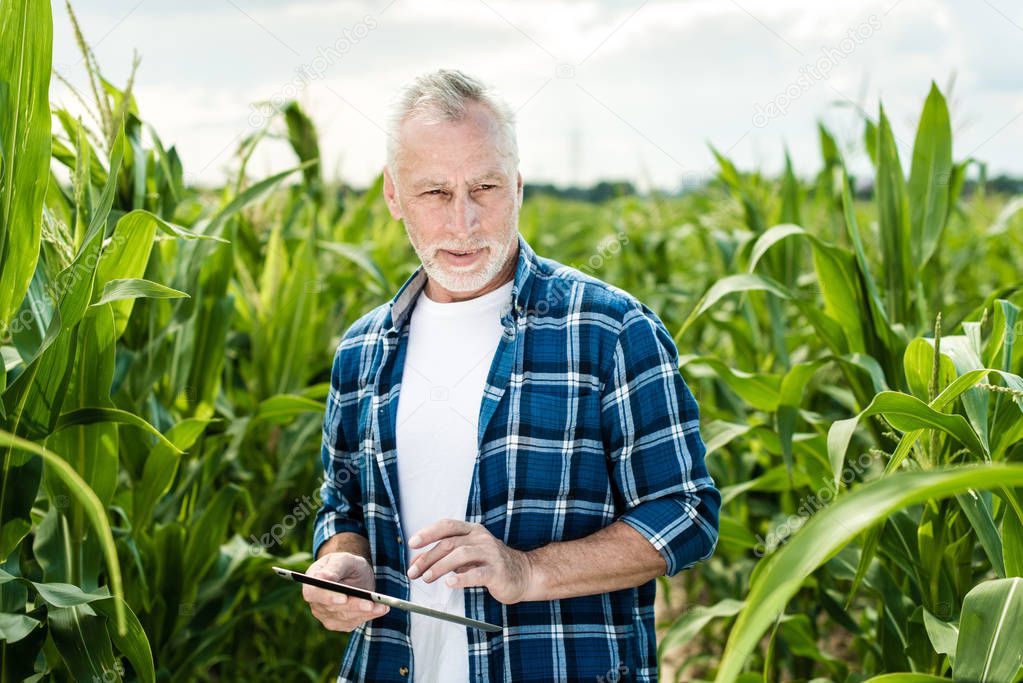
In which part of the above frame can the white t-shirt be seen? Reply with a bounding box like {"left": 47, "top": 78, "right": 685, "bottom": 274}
{"left": 395, "top": 278, "right": 514, "bottom": 683}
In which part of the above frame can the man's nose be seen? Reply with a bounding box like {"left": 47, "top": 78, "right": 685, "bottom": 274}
{"left": 449, "top": 190, "right": 480, "bottom": 237}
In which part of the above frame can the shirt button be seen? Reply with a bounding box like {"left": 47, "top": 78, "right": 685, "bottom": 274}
{"left": 396, "top": 535, "right": 403, "bottom": 544}
{"left": 399, "top": 666, "right": 409, "bottom": 676}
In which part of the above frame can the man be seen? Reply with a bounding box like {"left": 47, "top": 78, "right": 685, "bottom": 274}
{"left": 303, "top": 68, "right": 720, "bottom": 682}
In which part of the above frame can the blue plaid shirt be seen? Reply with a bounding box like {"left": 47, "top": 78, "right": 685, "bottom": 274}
{"left": 313, "top": 232, "right": 720, "bottom": 682}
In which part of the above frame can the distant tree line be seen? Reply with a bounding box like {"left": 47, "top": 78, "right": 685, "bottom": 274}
{"left": 340, "top": 173, "right": 1021, "bottom": 205}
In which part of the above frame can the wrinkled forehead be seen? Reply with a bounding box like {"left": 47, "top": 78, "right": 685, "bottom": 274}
{"left": 395, "top": 113, "right": 516, "bottom": 186}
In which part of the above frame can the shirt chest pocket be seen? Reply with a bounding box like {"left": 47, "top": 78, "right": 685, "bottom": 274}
{"left": 509, "top": 382, "right": 607, "bottom": 499}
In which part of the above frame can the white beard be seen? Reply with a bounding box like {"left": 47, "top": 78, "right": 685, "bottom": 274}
{"left": 406, "top": 224, "right": 518, "bottom": 294}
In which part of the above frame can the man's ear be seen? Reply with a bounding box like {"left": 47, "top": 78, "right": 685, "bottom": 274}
{"left": 383, "top": 166, "right": 403, "bottom": 220}
{"left": 516, "top": 171, "right": 524, "bottom": 208}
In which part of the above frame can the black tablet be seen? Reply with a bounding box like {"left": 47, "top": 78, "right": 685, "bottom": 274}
{"left": 273, "top": 566, "right": 502, "bottom": 633}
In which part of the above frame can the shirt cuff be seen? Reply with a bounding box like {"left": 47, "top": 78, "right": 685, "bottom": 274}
{"left": 615, "top": 488, "right": 720, "bottom": 578}
{"left": 312, "top": 510, "right": 368, "bottom": 560}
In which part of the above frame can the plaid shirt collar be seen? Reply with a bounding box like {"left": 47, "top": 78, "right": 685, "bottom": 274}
{"left": 382, "top": 232, "right": 538, "bottom": 336}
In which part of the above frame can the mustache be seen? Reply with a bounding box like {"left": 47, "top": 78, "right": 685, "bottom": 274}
{"left": 432, "top": 243, "right": 490, "bottom": 253}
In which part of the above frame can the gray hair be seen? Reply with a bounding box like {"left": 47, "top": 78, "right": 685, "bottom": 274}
{"left": 385, "top": 69, "right": 519, "bottom": 181}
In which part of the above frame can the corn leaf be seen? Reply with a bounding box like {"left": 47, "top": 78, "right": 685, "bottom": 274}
{"left": 953, "top": 577, "right": 1023, "bottom": 682}
{"left": 875, "top": 104, "right": 913, "bottom": 326}
{"left": 91, "top": 278, "right": 188, "bottom": 307}
{"left": 0, "top": 429, "right": 126, "bottom": 634}
{"left": 714, "top": 465, "right": 1023, "bottom": 683}
{"left": 0, "top": 0, "right": 52, "bottom": 326}
{"left": 907, "top": 82, "right": 952, "bottom": 271}
{"left": 53, "top": 406, "right": 183, "bottom": 454}
{"left": 828, "top": 391, "right": 987, "bottom": 486}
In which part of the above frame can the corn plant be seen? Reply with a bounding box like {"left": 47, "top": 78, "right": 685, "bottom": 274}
{"left": 0, "top": 2, "right": 346, "bottom": 679}
{"left": 657, "top": 83, "right": 1023, "bottom": 682}
{"left": 3, "top": 1, "right": 1023, "bottom": 681}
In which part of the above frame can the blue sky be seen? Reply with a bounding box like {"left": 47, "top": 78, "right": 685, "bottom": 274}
{"left": 51, "top": 0, "right": 1023, "bottom": 190}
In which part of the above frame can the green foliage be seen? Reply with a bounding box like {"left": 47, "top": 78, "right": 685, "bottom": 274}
{"left": 0, "top": 0, "right": 52, "bottom": 326}
{"left": 1, "top": 2, "right": 1022, "bottom": 682}
{"left": 660, "top": 78, "right": 1023, "bottom": 682}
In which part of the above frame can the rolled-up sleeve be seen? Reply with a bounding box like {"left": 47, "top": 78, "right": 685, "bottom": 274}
{"left": 600, "top": 302, "right": 721, "bottom": 577}
{"left": 312, "top": 342, "right": 367, "bottom": 560}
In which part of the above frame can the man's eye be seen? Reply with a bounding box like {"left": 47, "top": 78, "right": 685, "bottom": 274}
{"left": 476, "top": 184, "right": 496, "bottom": 191}
{"left": 424, "top": 189, "right": 446, "bottom": 196}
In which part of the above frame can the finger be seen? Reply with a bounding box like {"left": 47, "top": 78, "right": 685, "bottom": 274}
{"left": 407, "top": 537, "right": 465, "bottom": 580}
{"left": 418, "top": 545, "right": 481, "bottom": 583}
{"left": 306, "top": 561, "right": 338, "bottom": 579}
{"left": 312, "top": 602, "right": 347, "bottom": 621}
{"left": 313, "top": 600, "right": 388, "bottom": 622}
{"left": 342, "top": 596, "right": 376, "bottom": 612}
{"left": 304, "top": 585, "right": 356, "bottom": 607}
{"left": 353, "top": 601, "right": 390, "bottom": 618}
{"left": 309, "top": 562, "right": 356, "bottom": 584}
{"left": 408, "top": 518, "right": 472, "bottom": 549}
{"left": 312, "top": 601, "right": 350, "bottom": 619}
{"left": 317, "top": 595, "right": 372, "bottom": 614}
{"left": 322, "top": 603, "right": 389, "bottom": 632}
{"left": 310, "top": 552, "right": 364, "bottom": 579}
{"left": 311, "top": 604, "right": 345, "bottom": 628}
{"left": 303, "top": 583, "right": 344, "bottom": 606}
{"left": 447, "top": 565, "right": 489, "bottom": 589}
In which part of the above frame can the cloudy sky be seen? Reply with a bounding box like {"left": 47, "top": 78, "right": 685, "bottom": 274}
{"left": 51, "top": 0, "right": 1023, "bottom": 191}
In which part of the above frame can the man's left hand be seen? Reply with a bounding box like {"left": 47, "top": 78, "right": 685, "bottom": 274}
{"left": 406, "top": 519, "right": 537, "bottom": 604}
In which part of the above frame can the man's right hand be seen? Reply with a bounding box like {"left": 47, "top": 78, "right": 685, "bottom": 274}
{"left": 303, "top": 552, "right": 390, "bottom": 632}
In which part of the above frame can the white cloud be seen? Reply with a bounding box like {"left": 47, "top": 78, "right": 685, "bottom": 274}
{"left": 50, "top": 0, "right": 1023, "bottom": 189}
